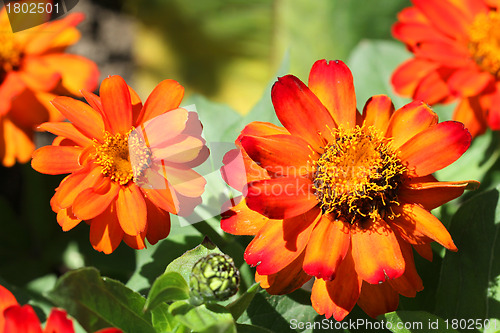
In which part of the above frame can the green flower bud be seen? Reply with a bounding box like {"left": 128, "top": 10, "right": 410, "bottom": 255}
{"left": 190, "top": 253, "right": 240, "bottom": 304}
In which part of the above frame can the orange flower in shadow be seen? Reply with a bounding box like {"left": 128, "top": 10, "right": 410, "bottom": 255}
{"left": 0, "top": 7, "right": 99, "bottom": 166}
{"left": 392, "top": 0, "right": 500, "bottom": 137}
{"left": 221, "top": 60, "right": 478, "bottom": 320}
{"left": 0, "top": 284, "right": 121, "bottom": 333}
{"left": 31, "top": 75, "right": 208, "bottom": 253}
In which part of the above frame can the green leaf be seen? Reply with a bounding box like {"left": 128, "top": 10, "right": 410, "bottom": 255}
{"left": 47, "top": 267, "right": 155, "bottom": 333}
{"left": 236, "top": 323, "right": 274, "bottom": 333}
{"left": 151, "top": 302, "right": 180, "bottom": 333}
{"left": 227, "top": 283, "right": 260, "bottom": 320}
{"left": 165, "top": 237, "right": 223, "bottom": 283}
{"left": 169, "top": 301, "right": 236, "bottom": 333}
{"left": 435, "top": 187, "right": 500, "bottom": 332}
{"left": 381, "top": 311, "right": 460, "bottom": 333}
{"left": 144, "top": 271, "right": 190, "bottom": 312}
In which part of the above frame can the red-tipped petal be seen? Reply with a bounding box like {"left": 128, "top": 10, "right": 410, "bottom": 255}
{"left": 145, "top": 198, "right": 171, "bottom": 245}
{"left": 244, "top": 207, "right": 320, "bottom": 275}
{"left": 412, "top": 0, "right": 470, "bottom": 39}
{"left": 391, "top": 58, "right": 439, "bottom": 97}
{"left": 311, "top": 249, "right": 361, "bottom": 321}
{"left": 241, "top": 134, "right": 314, "bottom": 176}
{"left": 351, "top": 218, "right": 405, "bottom": 284}
{"left": 308, "top": 59, "right": 356, "bottom": 129}
{"left": 137, "top": 79, "right": 184, "bottom": 124}
{"left": 362, "top": 95, "right": 394, "bottom": 134}
{"left": 100, "top": 75, "right": 133, "bottom": 134}
{"left": 388, "top": 237, "right": 423, "bottom": 297}
{"left": 390, "top": 203, "right": 457, "bottom": 251}
{"left": 399, "top": 121, "right": 471, "bottom": 177}
{"left": 43, "top": 309, "right": 74, "bottom": 333}
{"left": 3, "top": 305, "right": 42, "bottom": 333}
{"left": 271, "top": 75, "right": 336, "bottom": 151}
{"left": 413, "top": 243, "right": 433, "bottom": 261}
{"left": 245, "top": 176, "right": 318, "bottom": 220}
{"left": 0, "top": 285, "right": 18, "bottom": 332}
{"left": 116, "top": 185, "right": 147, "bottom": 236}
{"left": 357, "top": 281, "right": 399, "bottom": 318}
{"left": 453, "top": 96, "right": 487, "bottom": 138}
{"left": 72, "top": 178, "right": 120, "bottom": 220}
{"left": 31, "top": 146, "right": 83, "bottom": 175}
{"left": 447, "top": 68, "right": 493, "bottom": 97}
{"left": 38, "top": 122, "right": 93, "bottom": 147}
{"left": 303, "top": 216, "right": 350, "bottom": 280}
{"left": 386, "top": 100, "right": 438, "bottom": 149}
{"left": 221, "top": 197, "right": 269, "bottom": 236}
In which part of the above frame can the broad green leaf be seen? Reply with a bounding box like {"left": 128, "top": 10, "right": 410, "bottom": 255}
{"left": 227, "top": 283, "right": 260, "bottom": 320}
{"left": 144, "top": 271, "right": 190, "bottom": 312}
{"left": 435, "top": 187, "right": 500, "bottom": 333}
{"left": 236, "top": 323, "right": 274, "bottom": 333}
{"left": 169, "top": 301, "right": 236, "bottom": 333}
{"left": 151, "top": 302, "right": 181, "bottom": 333}
{"left": 47, "top": 267, "right": 155, "bottom": 333}
{"left": 381, "top": 311, "right": 460, "bottom": 333}
{"left": 165, "top": 238, "right": 223, "bottom": 283}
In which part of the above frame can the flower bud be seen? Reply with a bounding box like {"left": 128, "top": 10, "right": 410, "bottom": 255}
{"left": 189, "top": 253, "right": 239, "bottom": 304}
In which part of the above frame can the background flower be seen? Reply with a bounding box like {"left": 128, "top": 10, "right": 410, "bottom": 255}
{"left": 0, "top": 7, "right": 98, "bottom": 166}
{"left": 392, "top": 0, "right": 500, "bottom": 137}
{"left": 221, "top": 59, "right": 478, "bottom": 320}
{"left": 31, "top": 75, "right": 208, "bottom": 253}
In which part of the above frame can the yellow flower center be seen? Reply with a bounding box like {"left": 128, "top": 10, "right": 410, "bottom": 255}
{"left": 94, "top": 130, "right": 152, "bottom": 185}
{"left": 0, "top": 33, "right": 21, "bottom": 76}
{"left": 468, "top": 10, "right": 500, "bottom": 77}
{"left": 312, "top": 125, "right": 406, "bottom": 224}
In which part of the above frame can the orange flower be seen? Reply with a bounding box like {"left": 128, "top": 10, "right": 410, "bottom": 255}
{"left": 31, "top": 75, "right": 208, "bottom": 253}
{"left": 0, "top": 7, "right": 99, "bottom": 166}
{"left": 392, "top": 0, "right": 500, "bottom": 137}
{"left": 0, "top": 284, "right": 121, "bottom": 333}
{"left": 221, "top": 60, "right": 478, "bottom": 320}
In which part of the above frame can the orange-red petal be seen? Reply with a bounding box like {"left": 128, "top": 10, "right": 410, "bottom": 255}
{"left": 453, "top": 96, "right": 487, "bottom": 138}
{"left": 308, "top": 59, "right": 356, "bottom": 129}
{"left": 387, "top": 238, "right": 423, "bottom": 297}
{"left": 361, "top": 95, "right": 394, "bottom": 134}
{"left": 43, "top": 309, "right": 74, "bottom": 333}
{"left": 56, "top": 207, "right": 82, "bottom": 232}
{"left": 51, "top": 96, "right": 105, "bottom": 142}
{"left": 100, "top": 75, "right": 133, "bottom": 134}
{"left": 0, "top": 285, "right": 18, "bottom": 332}
{"left": 311, "top": 249, "right": 361, "bottom": 321}
{"left": 447, "top": 68, "right": 493, "bottom": 97}
{"left": 390, "top": 203, "right": 457, "bottom": 251}
{"left": 38, "top": 122, "right": 93, "bottom": 147}
{"left": 90, "top": 205, "right": 124, "bottom": 254}
{"left": 385, "top": 100, "right": 438, "bottom": 149}
{"left": 244, "top": 207, "right": 320, "bottom": 275}
{"left": 220, "top": 197, "right": 269, "bottom": 236}
{"left": 240, "top": 134, "right": 314, "bottom": 176}
{"left": 245, "top": 176, "right": 318, "bottom": 220}
{"left": 357, "top": 281, "right": 399, "bottom": 318}
{"left": 399, "top": 121, "right": 471, "bottom": 177}
{"left": 351, "top": 218, "right": 405, "bottom": 284}
{"left": 391, "top": 58, "right": 439, "bottom": 97}
{"left": 3, "top": 305, "right": 43, "bottom": 333}
{"left": 72, "top": 178, "right": 120, "bottom": 220}
{"left": 116, "top": 185, "right": 147, "bottom": 236}
{"left": 271, "top": 75, "right": 336, "bottom": 151}
{"left": 303, "top": 216, "right": 350, "bottom": 280}
{"left": 31, "top": 146, "right": 83, "bottom": 175}
{"left": 145, "top": 199, "right": 171, "bottom": 245}
{"left": 137, "top": 79, "right": 184, "bottom": 124}
{"left": 412, "top": 0, "right": 470, "bottom": 39}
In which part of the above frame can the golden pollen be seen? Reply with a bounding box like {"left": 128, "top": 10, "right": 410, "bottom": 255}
{"left": 468, "top": 11, "right": 500, "bottom": 78}
{"left": 0, "top": 34, "right": 21, "bottom": 75}
{"left": 312, "top": 125, "right": 407, "bottom": 224}
{"left": 94, "top": 129, "right": 152, "bottom": 185}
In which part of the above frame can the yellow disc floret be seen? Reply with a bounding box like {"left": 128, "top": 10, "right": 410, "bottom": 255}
{"left": 94, "top": 129, "right": 151, "bottom": 185}
{"left": 312, "top": 125, "right": 406, "bottom": 224}
{"left": 468, "top": 11, "right": 500, "bottom": 78}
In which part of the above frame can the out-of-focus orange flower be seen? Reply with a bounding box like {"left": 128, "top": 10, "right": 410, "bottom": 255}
{"left": 31, "top": 75, "right": 208, "bottom": 253}
{"left": 392, "top": 0, "right": 500, "bottom": 137}
{"left": 0, "top": 7, "right": 99, "bottom": 166}
{"left": 0, "top": 284, "right": 121, "bottom": 333}
{"left": 221, "top": 60, "right": 478, "bottom": 320}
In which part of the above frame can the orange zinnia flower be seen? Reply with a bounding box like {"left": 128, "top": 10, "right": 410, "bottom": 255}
{"left": 221, "top": 60, "right": 478, "bottom": 320}
{"left": 0, "top": 284, "right": 121, "bottom": 333}
{"left": 0, "top": 7, "right": 98, "bottom": 166}
{"left": 31, "top": 75, "right": 208, "bottom": 253}
{"left": 392, "top": 0, "right": 500, "bottom": 137}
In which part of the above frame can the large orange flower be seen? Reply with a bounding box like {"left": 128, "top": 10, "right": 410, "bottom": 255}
{"left": 0, "top": 284, "right": 121, "bottom": 333}
{"left": 31, "top": 75, "right": 208, "bottom": 253}
{"left": 221, "top": 60, "right": 478, "bottom": 320}
{"left": 0, "top": 7, "right": 98, "bottom": 166}
{"left": 392, "top": 0, "right": 500, "bottom": 137}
